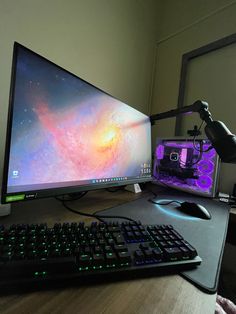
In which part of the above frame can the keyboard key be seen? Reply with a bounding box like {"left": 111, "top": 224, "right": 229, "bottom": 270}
{"left": 105, "top": 253, "right": 118, "bottom": 265}
{"left": 163, "top": 247, "right": 182, "bottom": 261}
{"left": 152, "top": 248, "right": 163, "bottom": 260}
{"left": 114, "top": 244, "right": 128, "bottom": 252}
{"left": 78, "top": 254, "right": 91, "bottom": 267}
{"left": 134, "top": 250, "right": 145, "bottom": 263}
{"left": 118, "top": 251, "right": 132, "bottom": 264}
{"left": 92, "top": 254, "right": 105, "bottom": 267}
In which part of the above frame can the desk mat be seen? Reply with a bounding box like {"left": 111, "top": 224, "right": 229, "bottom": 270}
{"left": 99, "top": 190, "right": 230, "bottom": 294}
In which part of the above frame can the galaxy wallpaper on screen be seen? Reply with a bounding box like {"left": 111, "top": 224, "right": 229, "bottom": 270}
{"left": 7, "top": 46, "right": 151, "bottom": 193}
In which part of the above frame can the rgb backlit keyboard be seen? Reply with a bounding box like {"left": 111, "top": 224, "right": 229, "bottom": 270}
{"left": 0, "top": 221, "right": 201, "bottom": 288}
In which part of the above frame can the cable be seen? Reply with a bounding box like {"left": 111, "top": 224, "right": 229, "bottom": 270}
{"left": 59, "top": 199, "right": 139, "bottom": 224}
{"left": 189, "top": 121, "right": 214, "bottom": 167}
{"left": 191, "top": 122, "right": 203, "bottom": 165}
{"left": 191, "top": 140, "right": 204, "bottom": 166}
{"left": 55, "top": 191, "right": 88, "bottom": 202}
{"left": 193, "top": 138, "right": 213, "bottom": 153}
{"left": 148, "top": 199, "right": 182, "bottom": 206}
{"left": 193, "top": 121, "right": 213, "bottom": 153}
{"left": 191, "top": 121, "right": 213, "bottom": 167}
{"left": 106, "top": 187, "right": 125, "bottom": 192}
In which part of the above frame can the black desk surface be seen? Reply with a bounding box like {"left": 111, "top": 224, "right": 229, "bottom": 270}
{"left": 100, "top": 185, "right": 230, "bottom": 293}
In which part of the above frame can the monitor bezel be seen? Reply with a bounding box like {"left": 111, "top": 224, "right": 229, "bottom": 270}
{"left": 1, "top": 42, "right": 152, "bottom": 204}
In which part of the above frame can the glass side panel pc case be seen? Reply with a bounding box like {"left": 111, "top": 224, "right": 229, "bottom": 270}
{"left": 1, "top": 43, "right": 152, "bottom": 204}
{"left": 153, "top": 138, "right": 220, "bottom": 197}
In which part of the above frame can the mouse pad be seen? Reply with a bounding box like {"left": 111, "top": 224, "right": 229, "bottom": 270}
{"left": 99, "top": 190, "right": 230, "bottom": 294}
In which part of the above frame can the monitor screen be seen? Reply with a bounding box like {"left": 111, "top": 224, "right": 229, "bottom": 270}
{"left": 1, "top": 43, "right": 152, "bottom": 203}
{"left": 153, "top": 138, "right": 220, "bottom": 197}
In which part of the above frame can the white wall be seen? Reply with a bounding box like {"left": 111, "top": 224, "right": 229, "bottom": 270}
{"left": 0, "top": 0, "right": 161, "bottom": 186}
{"left": 151, "top": 0, "right": 236, "bottom": 193}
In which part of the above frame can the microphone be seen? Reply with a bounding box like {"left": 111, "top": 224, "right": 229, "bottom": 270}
{"left": 205, "top": 121, "right": 236, "bottom": 163}
{"left": 150, "top": 100, "right": 236, "bottom": 163}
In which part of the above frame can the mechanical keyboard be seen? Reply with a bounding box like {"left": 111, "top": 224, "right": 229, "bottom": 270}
{"left": 0, "top": 221, "right": 201, "bottom": 288}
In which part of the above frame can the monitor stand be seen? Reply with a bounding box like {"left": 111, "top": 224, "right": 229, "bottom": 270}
{"left": 125, "top": 183, "right": 142, "bottom": 194}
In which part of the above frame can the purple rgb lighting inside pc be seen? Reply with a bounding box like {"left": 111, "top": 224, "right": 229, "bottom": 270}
{"left": 153, "top": 139, "right": 220, "bottom": 197}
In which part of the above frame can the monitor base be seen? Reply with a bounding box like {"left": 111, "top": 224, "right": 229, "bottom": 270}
{"left": 125, "top": 184, "right": 142, "bottom": 194}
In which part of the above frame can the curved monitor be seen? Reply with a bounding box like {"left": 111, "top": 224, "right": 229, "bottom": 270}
{"left": 1, "top": 43, "right": 152, "bottom": 203}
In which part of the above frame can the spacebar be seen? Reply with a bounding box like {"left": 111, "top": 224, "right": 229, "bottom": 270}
{"left": 0, "top": 257, "right": 77, "bottom": 277}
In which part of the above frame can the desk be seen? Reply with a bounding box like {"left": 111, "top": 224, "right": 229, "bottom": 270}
{"left": 0, "top": 189, "right": 216, "bottom": 314}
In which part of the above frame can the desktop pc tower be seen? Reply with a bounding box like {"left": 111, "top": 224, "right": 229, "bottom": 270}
{"left": 153, "top": 138, "right": 220, "bottom": 197}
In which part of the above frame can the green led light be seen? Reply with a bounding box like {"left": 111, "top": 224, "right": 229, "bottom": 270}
{"left": 6, "top": 194, "right": 25, "bottom": 202}
{"left": 42, "top": 271, "right": 47, "bottom": 275}
{"left": 34, "top": 272, "right": 39, "bottom": 276}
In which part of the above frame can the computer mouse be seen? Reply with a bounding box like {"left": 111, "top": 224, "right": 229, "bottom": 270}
{"left": 177, "top": 201, "right": 211, "bottom": 220}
